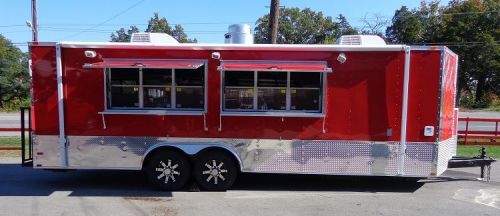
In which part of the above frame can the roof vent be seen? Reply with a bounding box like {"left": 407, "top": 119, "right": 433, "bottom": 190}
{"left": 224, "top": 24, "right": 254, "bottom": 44}
{"left": 336, "top": 35, "right": 386, "bottom": 46}
{"left": 130, "top": 33, "right": 179, "bottom": 44}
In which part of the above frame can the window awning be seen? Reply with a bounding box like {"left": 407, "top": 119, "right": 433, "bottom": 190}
{"left": 83, "top": 59, "right": 204, "bottom": 69}
{"left": 218, "top": 61, "right": 332, "bottom": 73}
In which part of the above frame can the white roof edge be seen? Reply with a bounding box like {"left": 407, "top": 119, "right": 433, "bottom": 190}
{"left": 28, "top": 42, "right": 57, "bottom": 46}
{"left": 56, "top": 41, "right": 405, "bottom": 51}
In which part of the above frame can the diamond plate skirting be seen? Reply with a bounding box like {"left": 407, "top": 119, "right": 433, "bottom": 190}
{"left": 33, "top": 135, "right": 440, "bottom": 177}
{"left": 436, "top": 136, "right": 457, "bottom": 175}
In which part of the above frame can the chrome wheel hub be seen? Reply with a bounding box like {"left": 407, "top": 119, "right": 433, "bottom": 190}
{"left": 156, "top": 159, "right": 180, "bottom": 184}
{"left": 202, "top": 160, "right": 228, "bottom": 185}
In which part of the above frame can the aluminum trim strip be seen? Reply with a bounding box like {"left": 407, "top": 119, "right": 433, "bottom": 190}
{"left": 437, "top": 47, "right": 447, "bottom": 141}
{"left": 409, "top": 46, "right": 444, "bottom": 51}
{"left": 55, "top": 43, "right": 68, "bottom": 167}
{"left": 220, "top": 112, "right": 324, "bottom": 117}
{"left": 98, "top": 110, "right": 205, "bottom": 116}
{"left": 83, "top": 58, "right": 205, "bottom": 69}
{"left": 399, "top": 46, "right": 411, "bottom": 175}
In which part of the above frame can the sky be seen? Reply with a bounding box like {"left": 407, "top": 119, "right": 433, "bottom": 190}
{"left": 1, "top": 0, "right": 450, "bottom": 52}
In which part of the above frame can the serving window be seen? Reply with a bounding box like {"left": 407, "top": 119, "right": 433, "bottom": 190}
{"left": 105, "top": 65, "right": 205, "bottom": 111}
{"left": 222, "top": 68, "right": 326, "bottom": 114}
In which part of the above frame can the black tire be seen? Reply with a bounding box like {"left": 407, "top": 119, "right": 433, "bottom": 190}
{"left": 193, "top": 150, "right": 238, "bottom": 191}
{"left": 145, "top": 150, "right": 191, "bottom": 191}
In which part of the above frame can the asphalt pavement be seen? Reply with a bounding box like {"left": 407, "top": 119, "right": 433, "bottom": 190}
{"left": 0, "top": 157, "right": 498, "bottom": 216}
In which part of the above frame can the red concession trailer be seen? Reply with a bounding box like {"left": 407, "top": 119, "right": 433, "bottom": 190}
{"left": 27, "top": 33, "right": 459, "bottom": 190}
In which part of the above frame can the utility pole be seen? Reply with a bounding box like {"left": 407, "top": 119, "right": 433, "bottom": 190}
{"left": 32, "top": 0, "right": 38, "bottom": 41}
{"left": 268, "top": 0, "right": 280, "bottom": 44}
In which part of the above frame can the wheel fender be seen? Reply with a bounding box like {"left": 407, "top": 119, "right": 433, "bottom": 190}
{"left": 142, "top": 142, "right": 243, "bottom": 171}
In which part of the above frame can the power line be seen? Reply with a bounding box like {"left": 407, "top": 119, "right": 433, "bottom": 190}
{"left": 35, "top": 28, "right": 227, "bottom": 35}
{"left": 61, "top": 0, "right": 146, "bottom": 40}
{"left": 40, "top": 26, "right": 228, "bottom": 32}
{"left": 0, "top": 25, "right": 27, "bottom": 28}
{"left": 354, "top": 10, "right": 500, "bottom": 20}
{"left": 442, "top": 10, "right": 500, "bottom": 16}
{"left": 1, "top": 30, "right": 31, "bottom": 33}
{"left": 1, "top": 9, "right": 496, "bottom": 30}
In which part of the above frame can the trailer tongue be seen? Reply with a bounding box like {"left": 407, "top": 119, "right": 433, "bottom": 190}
{"left": 448, "top": 147, "right": 497, "bottom": 181}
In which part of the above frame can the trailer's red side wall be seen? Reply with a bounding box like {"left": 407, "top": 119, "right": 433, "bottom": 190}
{"left": 29, "top": 45, "right": 445, "bottom": 143}
{"left": 439, "top": 50, "right": 458, "bottom": 141}
{"left": 407, "top": 50, "right": 442, "bottom": 142}
{"left": 30, "top": 45, "right": 59, "bottom": 135}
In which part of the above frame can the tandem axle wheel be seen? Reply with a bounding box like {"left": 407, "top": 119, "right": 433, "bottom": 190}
{"left": 144, "top": 149, "right": 239, "bottom": 191}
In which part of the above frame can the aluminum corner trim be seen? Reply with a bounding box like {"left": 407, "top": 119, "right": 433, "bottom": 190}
{"left": 56, "top": 43, "right": 68, "bottom": 167}
{"left": 399, "top": 46, "right": 411, "bottom": 175}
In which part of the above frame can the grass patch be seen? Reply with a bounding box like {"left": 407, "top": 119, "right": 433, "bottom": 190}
{"left": 0, "top": 137, "right": 25, "bottom": 157}
{"left": 0, "top": 150, "right": 20, "bottom": 157}
{"left": 0, "top": 137, "right": 21, "bottom": 147}
{"left": 457, "top": 145, "right": 500, "bottom": 158}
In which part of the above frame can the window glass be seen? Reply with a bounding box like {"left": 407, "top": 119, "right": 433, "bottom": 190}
{"left": 257, "top": 72, "right": 287, "bottom": 111}
{"left": 224, "top": 88, "right": 254, "bottom": 110}
{"left": 225, "top": 71, "right": 254, "bottom": 87}
{"left": 223, "top": 70, "right": 323, "bottom": 113}
{"left": 106, "top": 65, "right": 205, "bottom": 111}
{"left": 143, "top": 69, "right": 172, "bottom": 85}
{"left": 176, "top": 87, "right": 204, "bottom": 109}
{"left": 110, "top": 68, "right": 139, "bottom": 85}
{"left": 176, "top": 67, "right": 204, "bottom": 86}
{"left": 257, "top": 72, "right": 287, "bottom": 87}
{"left": 224, "top": 71, "right": 254, "bottom": 110}
{"left": 110, "top": 86, "right": 139, "bottom": 107}
{"left": 258, "top": 88, "right": 286, "bottom": 110}
{"left": 290, "top": 72, "right": 322, "bottom": 112}
{"left": 175, "top": 67, "right": 204, "bottom": 109}
{"left": 291, "top": 89, "right": 320, "bottom": 111}
{"left": 290, "top": 72, "right": 321, "bottom": 88}
{"left": 144, "top": 87, "right": 171, "bottom": 108}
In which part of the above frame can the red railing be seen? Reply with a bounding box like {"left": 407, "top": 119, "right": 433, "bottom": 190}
{"left": 459, "top": 117, "right": 500, "bottom": 145}
{"left": 0, "top": 128, "right": 22, "bottom": 150}
{"left": 0, "top": 128, "right": 21, "bottom": 132}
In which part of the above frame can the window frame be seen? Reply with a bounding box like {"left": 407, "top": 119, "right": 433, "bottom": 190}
{"left": 221, "top": 69, "right": 327, "bottom": 117}
{"left": 101, "top": 59, "right": 208, "bottom": 116}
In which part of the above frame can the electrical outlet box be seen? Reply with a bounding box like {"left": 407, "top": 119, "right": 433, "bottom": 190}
{"left": 424, "top": 126, "right": 434, "bottom": 137}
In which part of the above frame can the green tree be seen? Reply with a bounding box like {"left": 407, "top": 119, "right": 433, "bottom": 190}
{"left": 254, "top": 8, "right": 341, "bottom": 44}
{"left": 416, "top": 1, "right": 442, "bottom": 43}
{"left": 385, "top": 0, "right": 499, "bottom": 107}
{"left": 0, "top": 34, "right": 29, "bottom": 109}
{"left": 337, "top": 14, "right": 358, "bottom": 36}
{"left": 386, "top": 1, "right": 442, "bottom": 44}
{"left": 146, "top": 13, "right": 172, "bottom": 33}
{"left": 440, "top": 0, "right": 499, "bottom": 106}
{"left": 360, "top": 14, "right": 389, "bottom": 37}
{"left": 386, "top": 6, "right": 423, "bottom": 44}
{"left": 110, "top": 26, "right": 139, "bottom": 42}
{"left": 110, "top": 13, "right": 195, "bottom": 43}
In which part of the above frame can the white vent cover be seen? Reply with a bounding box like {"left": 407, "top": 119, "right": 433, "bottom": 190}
{"left": 336, "top": 35, "right": 386, "bottom": 46}
{"left": 130, "top": 33, "right": 179, "bottom": 44}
